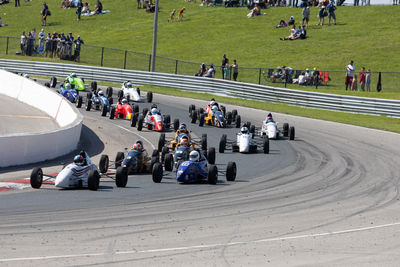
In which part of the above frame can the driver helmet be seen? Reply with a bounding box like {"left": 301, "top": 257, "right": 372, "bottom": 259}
{"left": 126, "top": 82, "right": 132, "bottom": 88}
{"left": 135, "top": 140, "right": 143, "bottom": 148}
{"left": 212, "top": 105, "right": 218, "bottom": 112}
{"left": 24, "top": 74, "right": 29, "bottom": 78}
{"left": 98, "top": 90, "right": 104, "bottom": 96}
{"left": 74, "top": 155, "right": 84, "bottom": 166}
{"left": 189, "top": 151, "right": 200, "bottom": 162}
{"left": 71, "top": 73, "right": 77, "bottom": 78}
{"left": 179, "top": 123, "right": 186, "bottom": 133}
{"left": 151, "top": 108, "right": 158, "bottom": 115}
{"left": 241, "top": 126, "right": 249, "bottom": 134}
{"left": 121, "top": 98, "right": 128, "bottom": 105}
{"left": 180, "top": 138, "right": 188, "bottom": 147}
{"left": 209, "top": 100, "right": 216, "bottom": 106}
{"left": 132, "top": 143, "right": 142, "bottom": 152}
{"left": 266, "top": 117, "right": 273, "bottom": 123}
{"left": 65, "top": 83, "right": 71, "bottom": 90}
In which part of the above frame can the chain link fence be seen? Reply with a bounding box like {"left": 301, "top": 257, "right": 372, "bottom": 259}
{"left": 1, "top": 36, "right": 398, "bottom": 92}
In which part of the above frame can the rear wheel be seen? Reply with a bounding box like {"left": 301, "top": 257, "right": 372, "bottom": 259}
{"left": 101, "top": 104, "right": 107, "bottom": 116}
{"left": 142, "top": 108, "right": 148, "bottom": 117}
{"left": 137, "top": 88, "right": 141, "bottom": 96}
{"left": 226, "top": 112, "right": 232, "bottom": 125}
{"left": 250, "top": 125, "right": 255, "bottom": 134}
{"left": 226, "top": 162, "right": 237, "bottom": 181}
{"left": 87, "top": 92, "right": 93, "bottom": 100}
{"left": 106, "top": 86, "right": 113, "bottom": 97}
{"left": 207, "top": 165, "right": 218, "bottom": 185}
{"left": 115, "top": 152, "right": 125, "bottom": 168}
{"left": 263, "top": 136, "right": 269, "bottom": 154}
{"left": 152, "top": 162, "right": 163, "bottom": 183}
{"left": 189, "top": 104, "right": 195, "bottom": 117}
{"left": 207, "top": 147, "right": 216, "bottom": 164}
{"left": 158, "top": 133, "right": 165, "bottom": 151}
{"left": 164, "top": 153, "right": 173, "bottom": 171}
{"left": 235, "top": 115, "right": 241, "bottom": 128}
{"left": 199, "top": 114, "right": 204, "bottom": 127}
{"left": 246, "top": 121, "right": 251, "bottom": 130}
{"left": 76, "top": 96, "right": 83, "bottom": 108}
{"left": 173, "top": 118, "right": 179, "bottom": 131}
{"left": 221, "top": 106, "right": 226, "bottom": 116}
{"left": 147, "top": 91, "right": 153, "bottom": 103}
{"left": 164, "top": 114, "right": 171, "bottom": 126}
{"left": 151, "top": 149, "right": 159, "bottom": 161}
{"left": 137, "top": 116, "right": 144, "bottom": 131}
{"left": 161, "top": 146, "right": 169, "bottom": 162}
{"left": 191, "top": 110, "right": 197, "bottom": 123}
{"left": 30, "top": 167, "right": 43, "bottom": 189}
{"left": 115, "top": 167, "right": 128, "bottom": 187}
{"left": 289, "top": 126, "right": 295, "bottom": 140}
{"left": 99, "top": 154, "right": 109, "bottom": 173}
{"left": 283, "top": 123, "right": 289, "bottom": 137}
{"left": 107, "top": 97, "right": 113, "bottom": 105}
{"left": 87, "top": 170, "right": 100, "bottom": 191}
{"left": 219, "top": 134, "right": 227, "bottom": 153}
{"left": 50, "top": 76, "right": 57, "bottom": 88}
{"left": 85, "top": 99, "right": 92, "bottom": 111}
{"left": 201, "top": 134, "right": 207, "bottom": 150}
{"left": 150, "top": 156, "right": 158, "bottom": 172}
{"left": 118, "top": 90, "right": 124, "bottom": 98}
{"left": 232, "top": 109, "right": 238, "bottom": 121}
{"left": 91, "top": 81, "right": 97, "bottom": 91}
{"left": 133, "top": 104, "right": 139, "bottom": 113}
{"left": 109, "top": 106, "right": 115, "bottom": 119}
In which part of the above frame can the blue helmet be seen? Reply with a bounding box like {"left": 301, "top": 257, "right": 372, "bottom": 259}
{"left": 74, "top": 155, "right": 84, "bottom": 166}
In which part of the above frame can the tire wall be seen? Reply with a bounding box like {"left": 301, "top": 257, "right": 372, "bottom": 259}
{"left": 0, "top": 70, "right": 83, "bottom": 167}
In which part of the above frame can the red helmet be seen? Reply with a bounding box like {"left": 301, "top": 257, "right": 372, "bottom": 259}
{"left": 132, "top": 143, "right": 142, "bottom": 151}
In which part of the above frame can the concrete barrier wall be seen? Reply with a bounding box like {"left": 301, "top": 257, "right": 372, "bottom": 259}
{"left": 0, "top": 70, "right": 83, "bottom": 167}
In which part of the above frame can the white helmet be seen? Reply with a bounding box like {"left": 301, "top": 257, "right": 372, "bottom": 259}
{"left": 24, "top": 74, "right": 29, "bottom": 78}
{"left": 98, "top": 90, "right": 104, "bottom": 96}
{"left": 122, "top": 98, "right": 128, "bottom": 105}
{"left": 71, "top": 73, "right": 77, "bottom": 78}
{"left": 65, "top": 83, "right": 72, "bottom": 90}
{"left": 151, "top": 108, "right": 158, "bottom": 115}
{"left": 212, "top": 105, "right": 218, "bottom": 112}
{"left": 126, "top": 82, "right": 132, "bottom": 88}
{"left": 189, "top": 151, "right": 200, "bottom": 162}
{"left": 241, "top": 126, "right": 249, "bottom": 134}
{"left": 210, "top": 101, "right": 216, "bottom": 106}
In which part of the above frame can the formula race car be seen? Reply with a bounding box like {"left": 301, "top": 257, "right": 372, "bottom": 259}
{"left": 109, "top": 98, "right": 135, "bottom": 120}
{"left": 132, "top": 105, "right": 179, "bottom": 132}
{"left": 189, "top": 103, "right": 241, "bottom": 128}
{"left": 84, "top": 89, "right": 113, "bottom": 116}
{"left": 219, "top": 125, "right": 270, "bottom": 154}
{"left": 48, "top": 73, "right": 89, "bottom": 91}
{"left": 57, "top": 82, "right": 83, "bottom": 108}
{"left": 118, "top": 81, "right": 153, "bottom": 103}
{"left": 157, "top": 131, "right": 207, "bottom": 152}
{"left": 152, "top": 150, "right": 237, "bottom": 185}
{"left": 259, "top": 120, "right": 295, "bottom": 140}
{"left": 30, "top": 151, "right": 115, "bottom": 191}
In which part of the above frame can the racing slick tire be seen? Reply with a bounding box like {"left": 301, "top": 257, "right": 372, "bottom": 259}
{"left": 137, "top": 88, "right": 141, "bottom": 96}
{"left": 133, "top": 104, "right": 139, "bottom": 113}
{"left": 106, "top": 87, "right": 113, "bottom": 97}
{"left": 87, "top": 91, "right": 93, "bottom": 100}
{"left": 163, "top": 115, "right": 171, "bottom": 127}
{"left": 88, "top": 170, "right": 100, "bottom": 191}
{"left": 161, "top": 146, "right": 169, "bottom": 162}
{"left": 190, "top": 110, "right": 197, "bottom": 123}
{"left": 226, "top": 112, "right": 232, "bottom": 125}
{"left": 91, "top": 81, "right": 97, "bottom": 91}
{"left": 146, "top": 91, "right": 153, "bottom": 103}
{"left": 115, "top": 167, "right": 128, "bottom": 188}
{"left": 219, "top": 134, "right": 227, "bottom": 153}
{"left": 263, "top": 136, "right": 270, "bottom": 154}
{"left": 235, "top": 115, "right": 241, "bottom": 128}
{"left": 115, "top": 152, "right": 125, "bottom": 169}
{"left": 152, "top": 163, "right": 163, "bottom": 183}
{"left": 245, "top": 121, "right": 251, "bottom": 130}
{"left": 232, "top": 109, "right": 238, "bottom": 121}
{"left": 99, "top": 154, "right": 109, "bottom": 173}
{"left": 118, "top": 90, "right": 124, "bottom": 98}
{"left": 221, "top": 105, "right": 226, "bottom": 116}
{"left": 142, "top": 108, "right": 148, "bottom": 117}
{"left": 207, "top": 165, "right": 218, "bottom": 185}
{"left": 250, "top": 125, "right": 255, "bottom": 135}
{"left": 76, "top": 96, "right": 83, "bottom": 108}
{"left": 44, "top": 82, "right": 50, "bottom": 88}
{"left": 137, "top": 116, "right": 144, "bottom": 131}
{"left": 158, "top": 134, "right": 165, "bottom": 151}
{"left": 107, "top": 97, "right": 113, "bottom": 105}
{"left": 201, "top": 134, "right": 207, "bottom": 150}
{"left": 198, "top": 108, "right": 204, "bottom": 116}
{"left": 289, "top": 126, "right": 295, "bottom": 140}
{"left": 50, "top": 76, "right": 57, "bottom": 88}
{"left": 283, "top": 123, "right": 289, "bottom": 137}
{"left": 150, "top": 156, "right": 158, "bottom": 172}
{"left": 101, "top": 104, "right": 107, "bottom": 117}
{"left": 173, "top": 118, "right": 179, "bottom": 131}
{"left": 30, "top": 167, "right": 43, "bottom": 189}
{"left": 152, "top": 149, "right": 159, "bottom": 161}
{"left": 199, "top": 114, "right": 205, "bottom": 127}
{"left": 226, "top": 162, "right": 237, "bottom": 181}
{"left": 130, "top": 112, "right": 138, "bottom": 127}
{"left": 85, "top": 99, "right": 92, "bottom": 111}
{"left": 109, "top": 106, "right": 115, "bottom": 119}
{"left": 176, "top": 159, "right": 184, "bottom": 170}
{"left": 207, "top": 147, "right": 216, "bottom": 165}
{"left": 164, "top": 153, "right": 173, "bottom": 172}
{"left": 189, "top": 104, "right": 195, "bottom": 117}
{"left": 147, "top": 123, "right": 153, "bottom": 131}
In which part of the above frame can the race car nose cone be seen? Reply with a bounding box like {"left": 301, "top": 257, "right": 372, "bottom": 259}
{"left": 126, "top": 112, "right": 132, "bottom": 120}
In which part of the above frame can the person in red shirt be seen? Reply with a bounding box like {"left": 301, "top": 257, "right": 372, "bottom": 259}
{"left": 178, "top": 7, "right": 185, "bottom": 21}
{"left": 359, "top": 67, "right": 366, "bottom": 91}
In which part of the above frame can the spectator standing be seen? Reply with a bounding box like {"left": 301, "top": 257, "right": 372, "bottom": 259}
{"left": 20, "top": 31, "right": 26, "bottom": 56}
{"left": 178, "top": 7, "right": 185, "bottom": 21}
{"left": 15, "top": 0, "right": 19, "bottom": 7}
{"left": 224, "top": 63, "right": 230, "bottom": 80}
{"left": 74, "top": 35, "right": 84, "bottom": 62}
{"left": 56, "top": 33, "right": 62, "bottom": 58}
{"left": 221, "top": 54, "right": 228, "bottom": 79}
{"left": 345, "top": 60, "right": 355, "bottom": 90}
{"left": 354, "top": 0, "right": 359, "bottom": 5}
{"left": 204, "top": 64, "right": 215, "bottom": 78}
{"left": 31, "top": 28, "right": 36, "bottom": 49}
{"left": 26, "top": 32, "right": 33, "bottom": 56}
{"left": 68, "top": 32, "right": 74, "bottom": 57}
{"left": 326, "top": 0, "right": 336, "bottom": 25}
{"left": 77, "top": 0, "right": 83, "bottom": 20}
{"left": 60, "top": 33, "right": 67, "bottom": 59}
{"left": 359, "top": 67, "right": 365, "bottom": 91}
{"left": 365, "top": 69, "right": 371, "bottom": 92}
{"left": 230, "top": 60, "right": 238, "bottom": 81}
{"left": 351, "top": 74, "right": 358, "bottom": 91}
{"left": 41, "top": 2, "right": 48, "bottom": 26}
{"left": 292, "top": 0, "right": 298, "bottom": 8}
{"left": 45, "top": 32, "right": 51, "bottom": 57}
{"left": 38, "top": 29, "right": 45, "bottom": 47}
{"left": 50, "top": 32, "right": 58, "bottom": 58}
{"left": 137, "top": 0, "right": 141, "bottom": 8}
{"left": 302, "top": 6, "right": 309, "bottom": 28}
{"left": 317, "top": 5, "right": 325, "bottom": 26}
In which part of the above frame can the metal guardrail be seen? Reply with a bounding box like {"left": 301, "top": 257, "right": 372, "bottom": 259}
{"left": 1, "top": 59, "right": 399, "bottom": 118}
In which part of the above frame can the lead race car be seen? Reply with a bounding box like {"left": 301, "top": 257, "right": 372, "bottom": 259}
{"left": 152, "top": 150, "right": 237, "bottom": 185}
{"left": 29, "top": 151, "right": 117, "bottom": 191}
{"left": 57, "top": 82, "right": 83, "bottom": 108}
{"left": 133, "top": 104, "right": 179, "bottom": 132}
{"left": 219, "top": 125, "right": 269, "bottom": 154}
{"left": 49, "top": 73, "right": 90, "bottom": 91}
{"left": 118, "top": 81, "right": 153, "bottom": 103}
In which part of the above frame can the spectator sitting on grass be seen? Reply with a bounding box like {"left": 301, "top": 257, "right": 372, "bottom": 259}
{"left": 146, "top": 2, "right": 156, "bottom": 13}
{"left": 82, "top": 2, "right": 90, "bottom": 13}
{"left": 204, "top": 64, "right": 215, "bottom": 78}
{"left": 247, "top": 4, "right": 266, "bottom": 18}
{"left": 0, "top": 16, "right": 9, "bottom": 27}
{"left": 304, "top": 68, "right": 311, "bottom": 84}
{"left": 280, "top": 25, "right": 299, "bottom": 40}
{"left": 270, "top": 66, "right": 283, "bottom": 83}
{"left": 60, "top": 0, "right": 73, "bottom": 9}
{"left": 93, "top": 0, "right": 102, "bottom": 14}
{"left": 275, "top": 19, "right": 289, "bottom": 28}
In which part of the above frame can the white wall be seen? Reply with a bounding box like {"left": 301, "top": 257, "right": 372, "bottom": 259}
{"left": 0, "top": 70, "right": 83, "bottom": 167}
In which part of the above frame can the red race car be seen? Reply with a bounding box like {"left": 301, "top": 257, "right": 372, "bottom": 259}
{"left": 109, "top": 98, "right": 138, "bottom": 121}
{"left": 132, "top": 104, "right": 179, "bottom": 132}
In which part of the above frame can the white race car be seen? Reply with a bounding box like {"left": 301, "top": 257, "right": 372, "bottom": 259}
{"left": 118, "top": 81, "right": 153, "bottom": 103}
{"left": 219, "top": 125, "right": 269, "bottom": 154}
{"left": 29, "top": 152, "right": 120, "bottom": 191}
{"left": 259, "top": 120, "right": 295, "bottom": 140}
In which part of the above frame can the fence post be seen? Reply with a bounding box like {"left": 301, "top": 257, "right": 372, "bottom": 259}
{"left": 101, "top": 47, "right": 104, "bottom": 66}
{"left": 175, "top": 60, "right": 178, "bottom": 74}
{"left": 259, "top": 68, "right": 261, "bottom": 84}
{"left": 148, "top": 55, "right": 152, "bottom": 72}
{"left": 6, "top": 37, "right": 9, "bottom": 55}
{"left": 124, "top": 51, "right": 127, "bottom": 69}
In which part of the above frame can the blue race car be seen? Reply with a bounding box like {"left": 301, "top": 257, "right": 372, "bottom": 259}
{"left": 85, "top": 89, "right": 113, "bottom": 116}
{"left": 152, "top": 150, "right": 237, "bottom": 184}
{"left": 58, "top": 82, "right": 83, "bottom": 108}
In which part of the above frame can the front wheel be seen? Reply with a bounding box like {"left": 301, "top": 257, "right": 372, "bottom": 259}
{"left": 289, "top": 126, "right": 295, "bottom": 140}
{"left": 147, "top": 91, "right": 153, "bottom": 103}
{"left": 173, "top": 118, "right": 179, "bottom": 131}
{"left": 91, "top": 81, "right": 97, "bottom": 91}
{"left": 219, "top": 134, "right": 227, "bottom": 153}
{"left": 137, "top": 116, "right": 144, "bottom": 131}
{"left": 130, "top": 112, "right": 138, "bottom": 127}
{"left": 109, "top": 106, "right": 115, "bottom": 119}
{"left": 106, "top": 86, "right": 113, "bottom": 97}
{"left": 207, "top": 147, "right": 216, "bottom": 164}
{"left": 115, "top": 167, "right": 128, "bottom": 187}
{"left": 101, "top": 104, "right": 107, "bottom": 116}
{"left": 263, "top": 136, "right": 269, "bottom": 154}
{"left": 164, "top": 153, "right": 173, "bottom": 172}
{"left": 235, "top": 115, "right": 241, "bottom": 128}
{"left": 87, "top": 170, "right": 100, "bottom": 191}
{"left": 199, "top": 114, "right": 204, "bottom": 127}
{"left": 152, "top": 162, "right": 163, "bottom": 183}
{"left": 207, "top": 165, "right": 218, "bottom": 185}
{"left": 99, "top": 154, "right": 109, "bottom": 173}
{"left": 30, "top": 167, "right": 43, "bottom": 189}
{"left": 76, "top": 95, "right": 83, "bottom": 108}
{"left": 226, "top": 162, "right": 237, "bottom": 181}
{"left": 158, "top": 133, "right": 165, "bottom": 151}
{"left": 85, "top": 99, "right": 92, "bottom": 111}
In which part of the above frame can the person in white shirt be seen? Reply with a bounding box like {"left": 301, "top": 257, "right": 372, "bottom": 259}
{"left": 345, "top": 60, "right": 355, "bottom": 91}
{"left": 298, "top": 72, "right": 306, "bottom": 85}
{"left": 305, "top": 68, "right": 311, "bottom": 85}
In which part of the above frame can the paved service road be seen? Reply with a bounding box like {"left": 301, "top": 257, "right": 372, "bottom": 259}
{"left": 1, "top": 82, "right": 400, "bottom": 266}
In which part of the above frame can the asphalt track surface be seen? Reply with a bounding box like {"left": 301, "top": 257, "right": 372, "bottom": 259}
{"left": 1, "top": 81, "right": 400, "bottom": 266}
